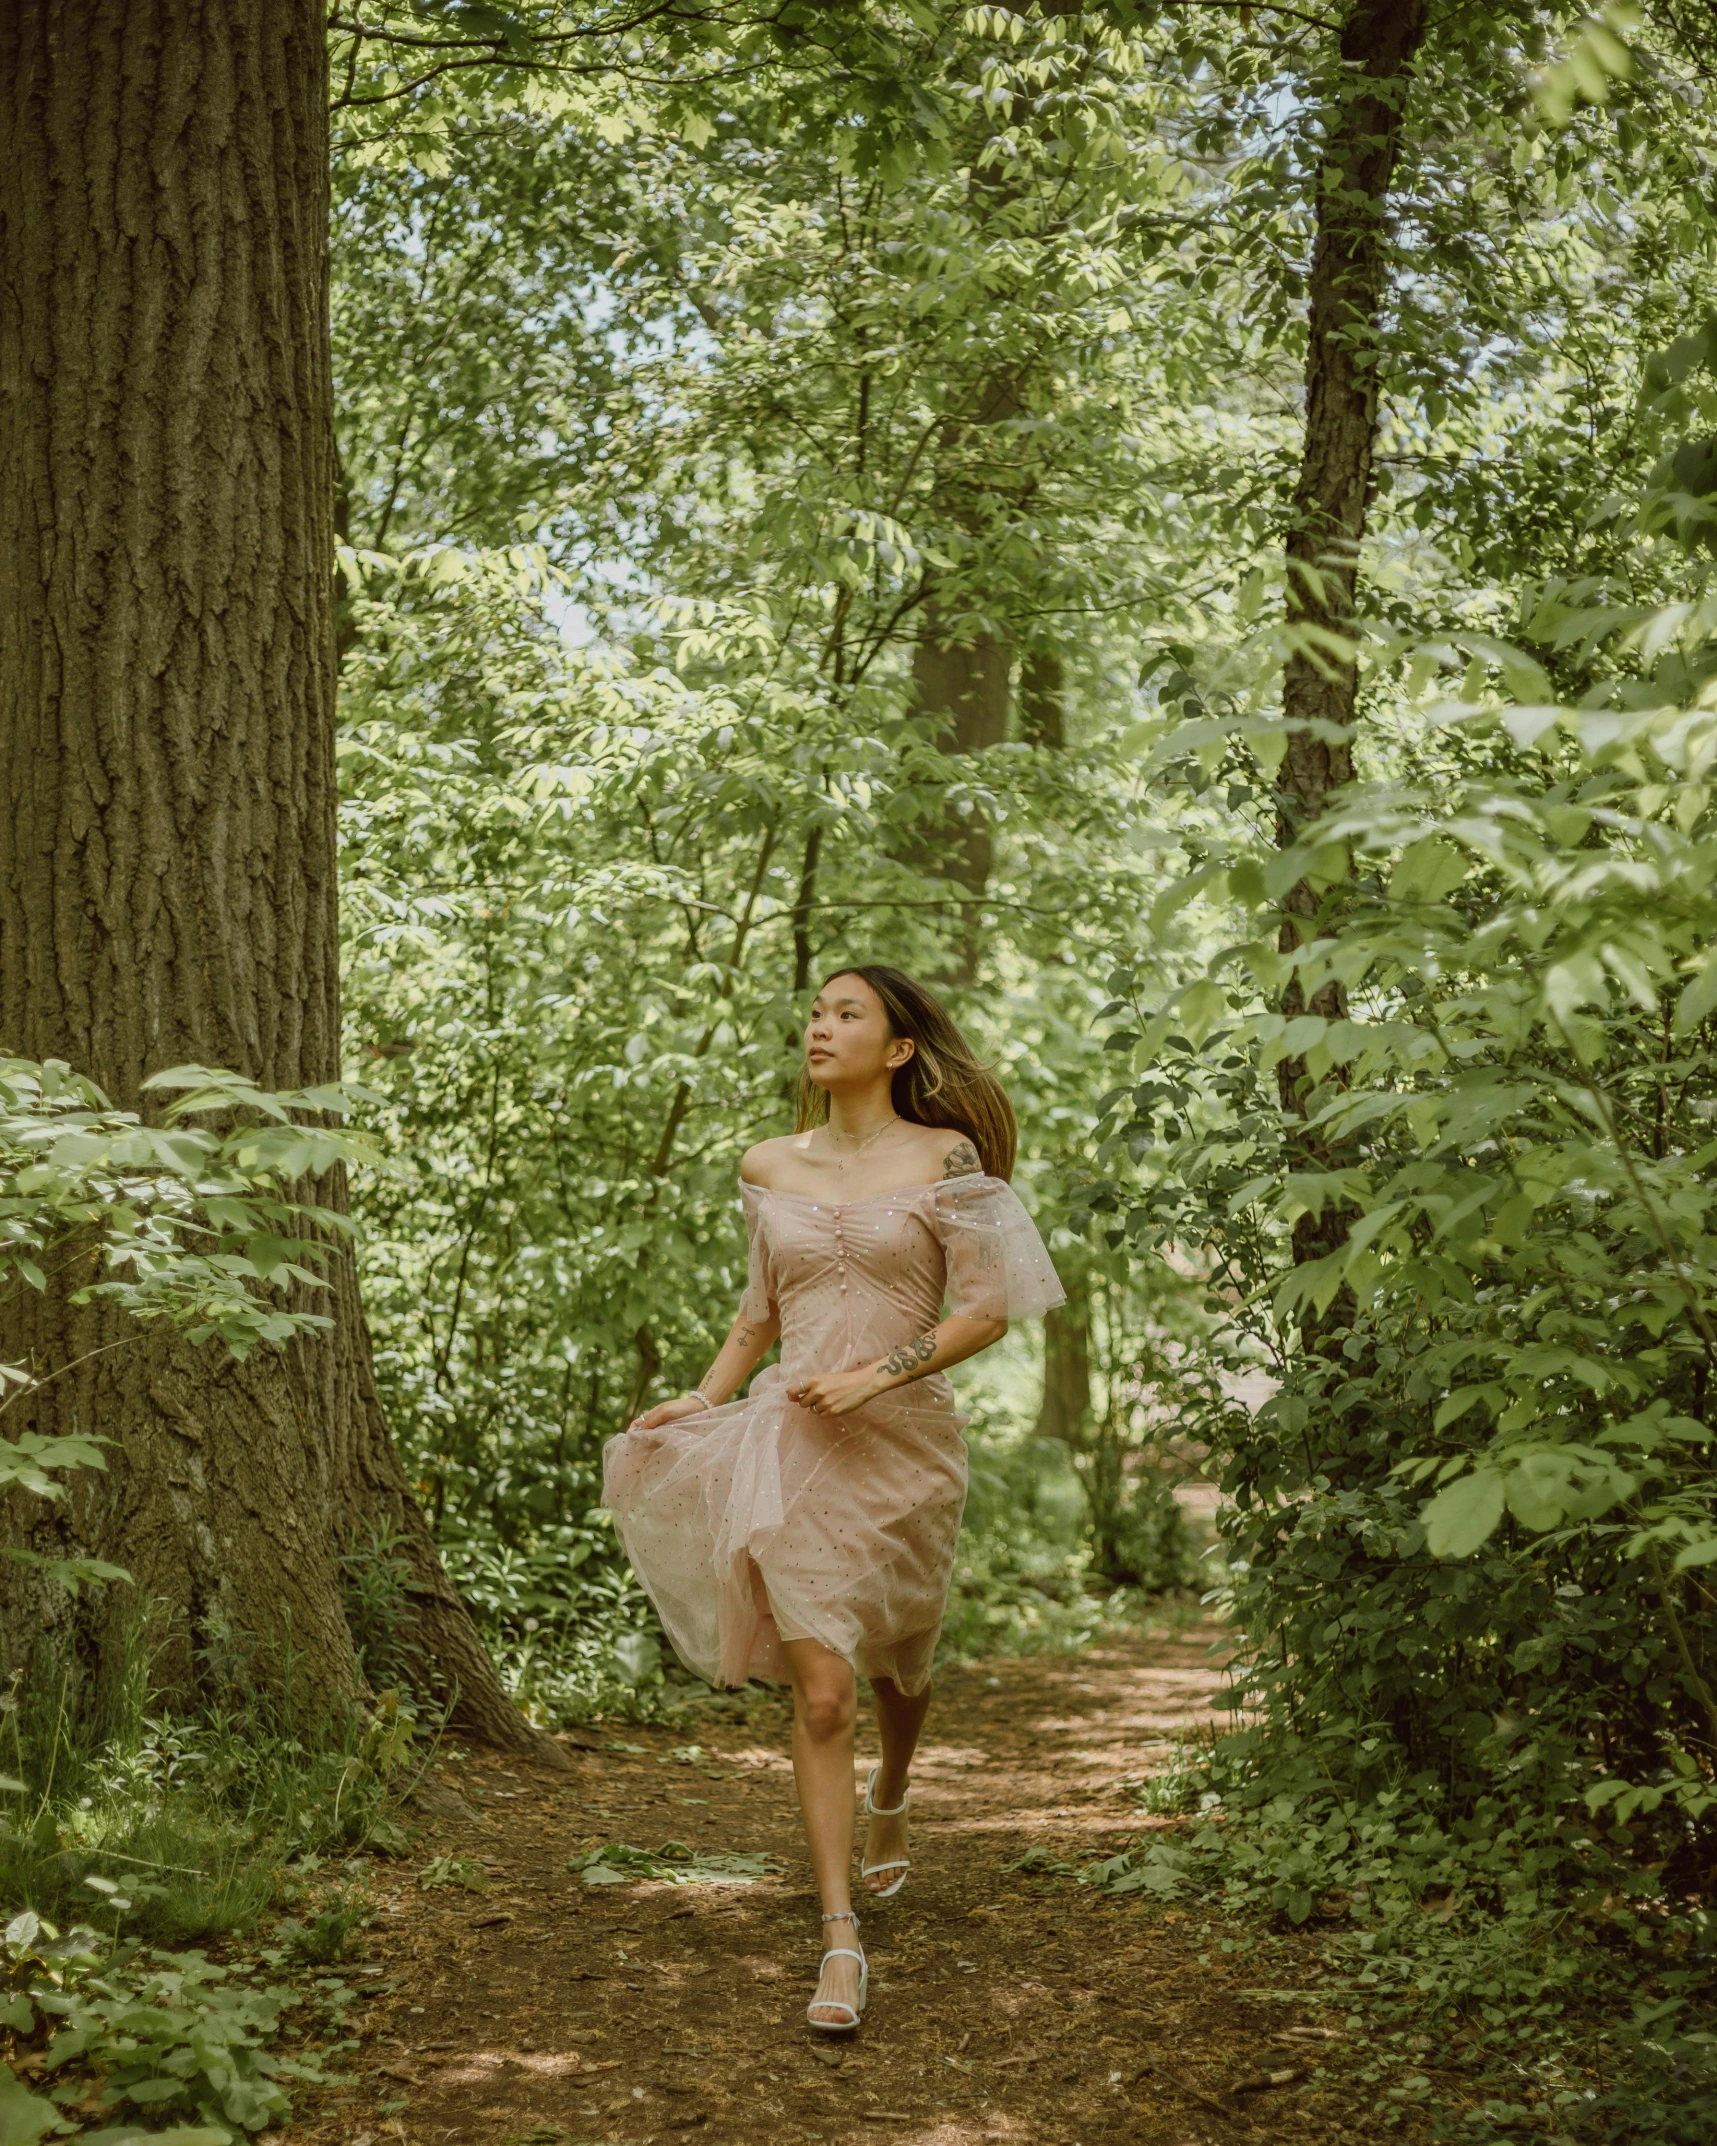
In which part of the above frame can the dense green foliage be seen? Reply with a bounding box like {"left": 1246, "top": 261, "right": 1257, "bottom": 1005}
{"left": 1080, "top": 2, "right": 1717, "bottom": 1863}
{"left": 326, "top": 0, "right": 1716, "bottom": 1885}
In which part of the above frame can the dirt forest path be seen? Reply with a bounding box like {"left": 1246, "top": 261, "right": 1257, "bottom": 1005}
{"left": 297, "top": 1625, "right": 1379, "bottom": 2146}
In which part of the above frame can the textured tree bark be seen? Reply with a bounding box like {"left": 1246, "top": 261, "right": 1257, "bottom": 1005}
{"left": 0, "top": 0, "right": 552, "bottom": 1758}
{"left": 1274, "top": 0, "right": 1427, "bottom": 1275}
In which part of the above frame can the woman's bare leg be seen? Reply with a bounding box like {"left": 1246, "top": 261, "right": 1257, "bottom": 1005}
{"left": 782, "top": 1634, "right": 863, "bottom": 2022}
{"left": 864, "top": 1676, "right": 931, "bottom": 1892}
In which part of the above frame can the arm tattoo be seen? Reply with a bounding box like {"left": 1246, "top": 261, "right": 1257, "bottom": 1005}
{"left": 939, "top": 1139, "right": 982, "bottom": 1180}
{"left": 735, "top": 1323, "right": 757, "bottom": 1348}
{"left": 881, "top": 1332, "right": 938, "bottom": 1380}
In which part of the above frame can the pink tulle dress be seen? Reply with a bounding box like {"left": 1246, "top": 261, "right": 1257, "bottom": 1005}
{"left": 602, "top": 1174, "right": 1064, "bottom": 1695}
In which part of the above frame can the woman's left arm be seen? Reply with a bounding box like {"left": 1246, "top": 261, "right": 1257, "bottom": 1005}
{"left": 788, "top": 1312, "right": 1007, "bottom": 1418}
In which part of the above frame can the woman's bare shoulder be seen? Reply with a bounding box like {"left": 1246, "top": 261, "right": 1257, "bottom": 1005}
{"left": 739, "top": 1133, "right": 814, "bottom": 1188}
{"left": 917, "top": 1126, "right": 986, "bottom": 1181}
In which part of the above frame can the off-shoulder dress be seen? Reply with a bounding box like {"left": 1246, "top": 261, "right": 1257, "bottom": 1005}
{"left": 601, "top": 1174, "right": 1064, "bottom": 1696}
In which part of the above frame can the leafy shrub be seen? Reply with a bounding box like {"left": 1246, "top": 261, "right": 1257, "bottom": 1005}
{"left": 436, "top": 1515, "right": 678, "bottom": 1724}
{"left": 0, "top": 1059, "right": 379, "bottom": 1390}
{"left": 269, "top": 1882, "right": 374, "bottom": 1967}
{"left": 1091, "top": 668, "right": 1717, "bottom": 1885}
{"left": 338, "top": 1521, "right": 429, "bottom": 1695}
{"left": 1076, "top": 594, "right": 1717, "bottom": 2136}
{"left": 0, "top": 1909, "right": 327, "bottom": 2143}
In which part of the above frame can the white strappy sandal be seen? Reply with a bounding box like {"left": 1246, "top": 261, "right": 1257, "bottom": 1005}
{"left": 808, "top": 1909, "right": 867, "bottom": 2034}
{"left": 861, "top": 1764, "right": 911, "bottom": 1900}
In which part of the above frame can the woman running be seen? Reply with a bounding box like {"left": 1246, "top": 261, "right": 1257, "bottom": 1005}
{"left": 603, "top": 965, "right": 1063, "bottom": 2033}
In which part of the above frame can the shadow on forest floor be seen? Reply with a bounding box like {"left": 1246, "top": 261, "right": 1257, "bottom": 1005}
{"left": 291, "top": 1624, "right": 1404, "bottom": 2146}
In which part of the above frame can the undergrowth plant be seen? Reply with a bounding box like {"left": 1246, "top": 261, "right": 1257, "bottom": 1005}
{"left": 1, "top": 1613, "right": 420, "bottom": 1938}
{"left": 0, "top": 1906, "right": 338, "bottom": 2145}
{"left": 0, "top": 1060, "right": 383, "bottom": 1606}
{"left": 0, "top": 1062, "right": 418, "bottom": 2138}
{"left": 1079, "top": 599, "right": 1717, "bottom": 2133}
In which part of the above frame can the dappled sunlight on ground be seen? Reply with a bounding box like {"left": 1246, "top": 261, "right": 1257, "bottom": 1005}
{"left": 293, "top": 1622, "right": 1396, "bottom": 2146}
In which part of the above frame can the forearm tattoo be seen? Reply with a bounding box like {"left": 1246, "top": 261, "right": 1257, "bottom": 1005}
{"left": 881, "top": 1332, "right": 938, "bottom": 1380}
{"left": 735, "top": 1323, "right": 757, "bottom": 1349}
{"left": 940, "top": 1139, "right": 982, "bottom": 1180}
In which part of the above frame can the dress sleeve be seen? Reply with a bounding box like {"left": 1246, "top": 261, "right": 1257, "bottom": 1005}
{"left": 931, "top": 1176, "right": 1065, "bottom": 1322}
{"left": 738, "top": 1186, "right": 777, "bottom": 1325}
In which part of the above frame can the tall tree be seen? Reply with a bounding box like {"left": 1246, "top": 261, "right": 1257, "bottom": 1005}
{"left": 909, "top": 599, "right": 1013, "bottom": 960}
{"left": 1273, "top": 0, "right": 1428, "bottom": 1278}
{"left": 0, "top": 0, "right": 548, "bottom": 1753}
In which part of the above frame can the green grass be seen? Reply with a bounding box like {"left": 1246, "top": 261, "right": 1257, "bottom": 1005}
{"left": 0, "top": 1607, "right": 427, "bottom": 2144}
{"left": 0, "top": 1614, "right": 422, "bottom": 1951}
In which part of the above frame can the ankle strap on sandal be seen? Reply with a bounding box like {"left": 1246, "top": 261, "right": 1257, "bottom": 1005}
{"left": 822, "top": 1909, "right": 859, "bottom": 1925}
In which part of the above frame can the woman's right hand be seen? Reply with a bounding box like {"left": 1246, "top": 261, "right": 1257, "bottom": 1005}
{"left": 628, "top": 1393, "right": 712, "bottom": 1432}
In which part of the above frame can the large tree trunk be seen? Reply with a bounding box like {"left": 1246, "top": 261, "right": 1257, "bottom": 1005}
{"left": 0, "top": 0, "right": 552, "bottom": 1758}
{"left": 1274, "top": 0, "right": 1426, "bottom": 1282}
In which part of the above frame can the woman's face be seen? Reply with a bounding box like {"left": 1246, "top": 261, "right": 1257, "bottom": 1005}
{"left": 804, "top": 974, "right": 913, "bottom": 1094}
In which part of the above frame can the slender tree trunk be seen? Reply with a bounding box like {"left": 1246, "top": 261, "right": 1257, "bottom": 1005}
{"left": 1018, "top": 649, "right": 1066, "bottom": 750}
{"left": 1034, "top": 1284, "right": 1093, "bottom": 1446}
{"left": 910, "top": 599, "right": 1010, "bottom": 979}
{"left": 0, "top": 0, "right": 552, "bottom": 1758}
{"left": 1275, "top": 0, "right": 1427, "bottom": 1275}
{"left": 791, "top": 820, "right": 824, "bottom": 994}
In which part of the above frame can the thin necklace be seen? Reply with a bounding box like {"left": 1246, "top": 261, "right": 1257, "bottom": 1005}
{"left": 824, "top": 1114, "right": 903, "bottom": 1160}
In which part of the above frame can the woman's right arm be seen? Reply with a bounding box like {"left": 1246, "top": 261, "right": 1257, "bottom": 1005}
{"left": 628, "top": 1302, "right": 782, "bottom": 1430}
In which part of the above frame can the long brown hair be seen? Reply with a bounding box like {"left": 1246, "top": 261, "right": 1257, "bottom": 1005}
{"left": 794, "top": 964, "right": 1018, "bottom": 1180}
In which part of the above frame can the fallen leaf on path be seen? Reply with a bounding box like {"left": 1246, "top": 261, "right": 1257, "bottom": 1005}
{"left": 569, "top": 1841, "right": 784, "bottom": 1886}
